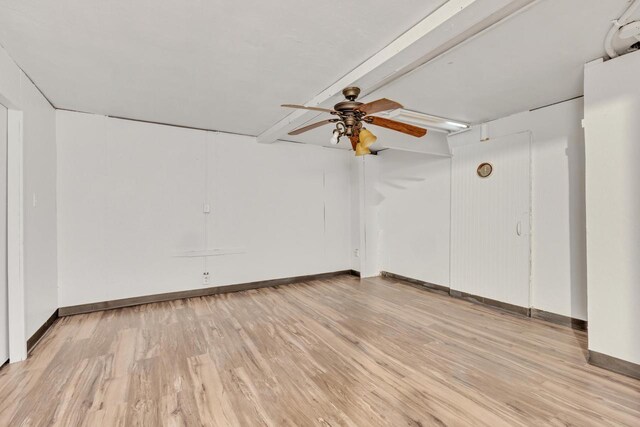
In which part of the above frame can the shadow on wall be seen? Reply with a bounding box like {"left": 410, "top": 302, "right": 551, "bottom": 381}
{"left": 372, "top": 150, "right": 450, "bottom": 205}
{"left": 565, "top": 128, "right": 588, "bottom": 358}
{"left": 369, "top": 150, "right": 452, "bottom": 286}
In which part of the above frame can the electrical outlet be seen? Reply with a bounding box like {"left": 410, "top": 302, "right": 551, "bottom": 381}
{"left": 203, "top": 272, "right": 210, "bottom": 285}
{"left": 354, "top": 249, "right": 359, "bottom": 258}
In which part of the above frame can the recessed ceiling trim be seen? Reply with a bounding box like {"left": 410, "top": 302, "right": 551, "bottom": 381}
{"left": 377, "top": 109, "right": 469, "bottom": 133}
{"left": 56, "top": 108, "right": 258, "bottom": 140}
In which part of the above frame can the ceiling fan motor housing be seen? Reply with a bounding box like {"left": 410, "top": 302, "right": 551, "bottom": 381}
{"left": 283, "top": 86, "right": 425, "bottom": 151}
{"left": 342, "top": 86, "right": 361, "bottom": 101}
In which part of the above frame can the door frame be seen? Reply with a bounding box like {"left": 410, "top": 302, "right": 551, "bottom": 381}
{"left": 449, "top": 130, "right": 533, "bottom": 308}
{"left": 1, "top": 90, "right": 27, "bottom": 363}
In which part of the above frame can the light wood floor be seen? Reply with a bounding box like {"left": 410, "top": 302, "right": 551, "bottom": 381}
{"left": 1, "top": 275, "right": 639, "bottom": 426}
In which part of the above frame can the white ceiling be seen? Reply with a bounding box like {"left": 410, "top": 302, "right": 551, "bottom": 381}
{"left": 0, "top": 0, "right": 637, "bottom": 148}
{"left": 0, "top": 0, "right": 445, "bottom": 135}
{"left": 286, "top": 0, "right": 635, "bottom": 150}
{"left": 364, "top": 0, "right": 633, "bottom": 125}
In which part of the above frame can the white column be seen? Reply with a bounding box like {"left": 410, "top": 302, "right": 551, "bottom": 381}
{"left": 584, "top": 52, "right": 640, "bottom": 366}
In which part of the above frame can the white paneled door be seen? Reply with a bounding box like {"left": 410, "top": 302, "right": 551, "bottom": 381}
{"left": 451, "top": 133, "right": 531, "bottom": 308}
{"left": 0, "top": 104, "right": 7, "bottom": 364}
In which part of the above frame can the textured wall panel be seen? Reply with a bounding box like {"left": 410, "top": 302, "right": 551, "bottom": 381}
{"left": 451, "top": 133, "right": 531, "bottom": 307}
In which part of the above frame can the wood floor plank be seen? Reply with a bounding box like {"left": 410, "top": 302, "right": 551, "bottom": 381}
{"left": 1, "top": 274, "right": 639, "bottom": 426}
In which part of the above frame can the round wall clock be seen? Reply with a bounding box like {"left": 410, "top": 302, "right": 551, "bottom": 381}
{"left": 477, "top": 162, "right": 493, "bottom": 178}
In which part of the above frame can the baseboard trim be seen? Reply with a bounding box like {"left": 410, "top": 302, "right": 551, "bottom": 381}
{"left": 449, "top": 290, "right": 531, "bottom": 317}
{"left": 27, "top": 309, "right": 59, "bottom": 353}
{"left": 59, "top": 270, "right": 351, "bottom": 317}
{"left": 380, "top": 271, "right": 592, "bottom": 322}
{"left": 349, "top": 270, "right": 361, "bottom": 277}
{"left": 531, "top": 308, "right": 587, "bottom": 331}
{"left": 380, "top": 271, "right": 449, "bottom": 295}
{"left": 589, "top": 350, "right": 640, "bottom": 380}
{"left": 381, "top": 271, "right": 528, "bottom": 316}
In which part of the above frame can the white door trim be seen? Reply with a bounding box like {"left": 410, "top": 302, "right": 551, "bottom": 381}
{"left": 7, "top": 109, "right": 26, "bottom": 362}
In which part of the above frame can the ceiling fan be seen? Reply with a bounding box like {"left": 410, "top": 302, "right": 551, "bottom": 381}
{"left": 282, "top": 87, "right": 427, "bottom": 156}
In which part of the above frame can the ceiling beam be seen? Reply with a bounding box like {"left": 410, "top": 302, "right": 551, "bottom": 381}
{"left": 258, "top": 0, "right": 481, "bottom": 144}
{"left": 258, "top": 0, "right": 537, "bottom": 145}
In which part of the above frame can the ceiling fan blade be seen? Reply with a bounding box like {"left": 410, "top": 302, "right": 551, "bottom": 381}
{"left": 281, "top": 104, "right": 335, "bottom": 113}
{"left": 288, "top": 120, "right": 333, "bottom": 135}
{"left": 366, "top": 116, "right": 427, "bottom": 137}
{"left": 356, "top": 98, "right": 403, "bottom": 115}
{"left": 349, "top": 135, "right": 358, "bottom": 151}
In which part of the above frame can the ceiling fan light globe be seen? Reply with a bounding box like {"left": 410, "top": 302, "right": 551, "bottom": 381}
{"left": 359, "top": 128, "right": 377, "bottom": 148}
{"left": 354, "top": 142, "right": 371, "bottom": 156}
{"left": 330, "top": 130, "right": 340, "bottom": 145}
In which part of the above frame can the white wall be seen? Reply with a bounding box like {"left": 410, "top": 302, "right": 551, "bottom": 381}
{"left": 451, "top": 133, "right": 531, "bottom": 307}
{"left": 0, "top": 45, "right": 58, "bottom": 338}
{"left": 0, "top": 104, "right": 8, "bottom": 363}
{"left": 356, "top": 156, "right": 383, "bottom": 278}
{"left": 584, "top": 52, "right": 640, "bottom": 365}
{"left": 350, "top": 155, "right": 386, "bottom": 278}
{"left": 56, "top": 111, "right": 351, "bottom": 307}
{"left": 377, "top": 149, "right": 451, "bottom": 286}
{"left": 450, "top": 98, "right": 587, "bottom": 319}
{"left": 349, "top": 158, "right": 361, "bottom": 272}
{"left": 374, "top": 98, "right": 586, "bottom": 319}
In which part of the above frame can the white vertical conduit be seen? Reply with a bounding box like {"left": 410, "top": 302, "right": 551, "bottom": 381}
{"left": 605, "top": 0, "right": 640, "bottom": 59}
